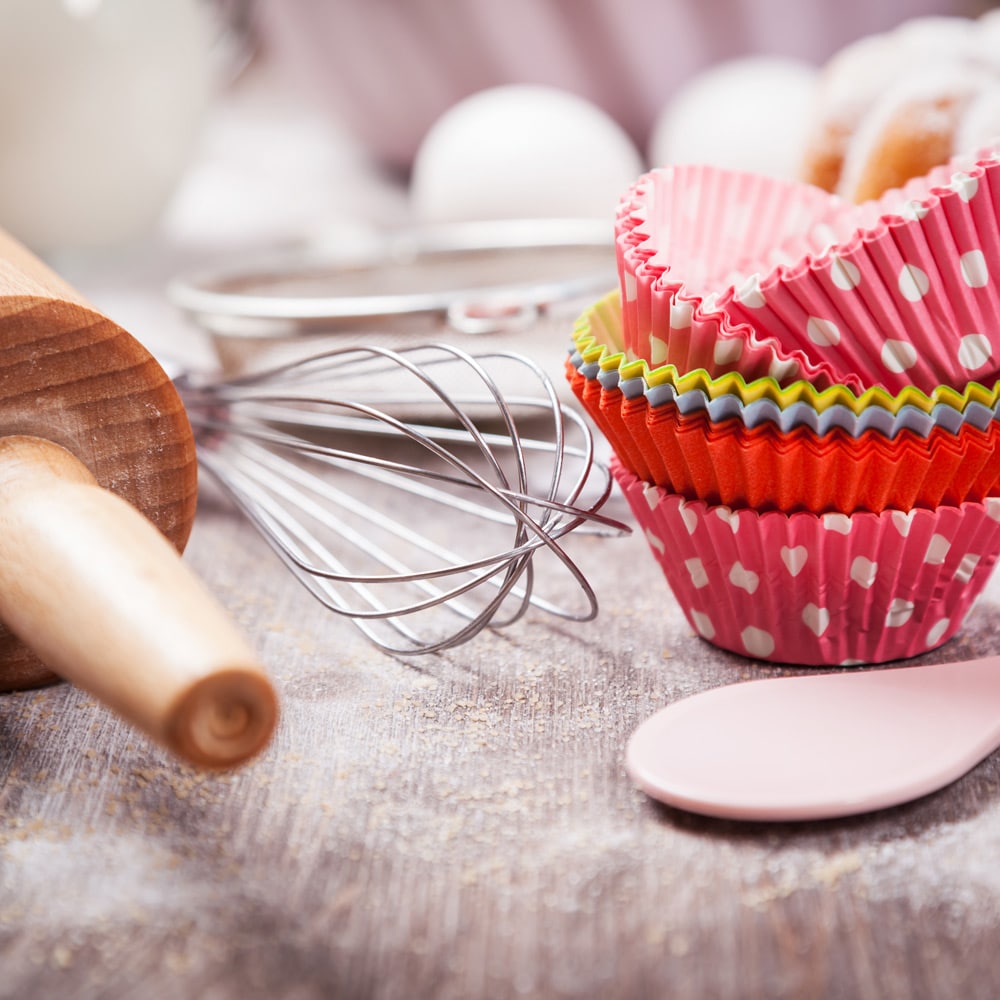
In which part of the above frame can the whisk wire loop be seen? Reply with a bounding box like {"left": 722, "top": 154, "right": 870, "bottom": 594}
{"left": 178, "top": 343, "right": 626, "bottom": 654}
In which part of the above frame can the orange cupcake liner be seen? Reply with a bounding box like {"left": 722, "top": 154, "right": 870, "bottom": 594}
{"left": 568, "top": 358, "right": 1000, "bottom": 513}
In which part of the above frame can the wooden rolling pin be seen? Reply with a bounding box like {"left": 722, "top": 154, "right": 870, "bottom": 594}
{"left": 0, "top": 226, "right": 277, "bottom": 767}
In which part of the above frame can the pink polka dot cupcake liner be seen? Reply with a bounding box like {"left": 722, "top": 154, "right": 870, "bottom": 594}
{"left": 615, "top": 167, "right": 843, "bottom": 389}
{"left": 613, "top": 460, "right": 1000, "bottom": 666}
{"left": 617, "top": 150, "right": 1000, "bottom": 394}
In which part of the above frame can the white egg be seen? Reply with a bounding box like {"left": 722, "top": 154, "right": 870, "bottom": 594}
{"left": 410, "top": 84, "right": 644, "bottom": 223}
{"left": 648, "top": 56, "right": 819, "bottom": 179}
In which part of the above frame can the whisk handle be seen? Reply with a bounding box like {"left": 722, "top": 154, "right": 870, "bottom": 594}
{"left": 0, "top": 436, "right": 277, "bottom": 767}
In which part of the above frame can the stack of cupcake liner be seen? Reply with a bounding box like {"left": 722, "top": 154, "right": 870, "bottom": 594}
{"left": 568, "top": 151, "right": 1000, "bottom": 665}
{"left": 615, "top": 155, "right": 1000, "bottom": 393}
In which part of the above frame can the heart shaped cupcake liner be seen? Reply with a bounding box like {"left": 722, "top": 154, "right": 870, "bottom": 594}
{"left": 614, "top": 461, "right": 1000, "bottom": 666}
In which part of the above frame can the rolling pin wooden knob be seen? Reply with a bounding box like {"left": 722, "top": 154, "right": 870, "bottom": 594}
{"left": 0, "top": 226, "right": 277, "bottom": 767}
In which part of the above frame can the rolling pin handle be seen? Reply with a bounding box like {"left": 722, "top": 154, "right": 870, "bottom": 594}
{"left": 0, "top": 435, "right": 277, "bottom": 767}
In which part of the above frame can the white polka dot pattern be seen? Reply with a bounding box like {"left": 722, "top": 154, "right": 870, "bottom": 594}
{"left": 649, "top": 335, "right": 668, "bottom": 366}
{"left": 898, "top": 264, "right": 930, "bottom": 302}
{"left": 958, "top": 333, "right": 992, "bottom": 370}
{"left": 806, "top": 317, "right": 840, "bottom": 347}
{"left": 741, "top": 627, "right": 775, "bottom": 659}
{"left": 960, "top": 250, "right": 989, "bottom": 288}
{"left": 614, "top": 461, "right": 1000, "bottom": 666}
{"left": 830, "top": 256, "right": 861, "bottom": 290}
{"left": 615, "top": 155, "right": 1000, "bottom": 393}
{"left": 880, "top": 340, "right": 919, "bottom": 374}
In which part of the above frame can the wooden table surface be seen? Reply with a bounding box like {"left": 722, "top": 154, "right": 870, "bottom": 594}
{"left": 3, "top": 312, "right": 1000, "bottom": 999}
{"left": 4, "top": 58, "right": 1000, "bottom": 1000}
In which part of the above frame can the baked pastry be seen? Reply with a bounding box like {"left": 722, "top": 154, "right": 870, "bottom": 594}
{"left": 802, "top": 12, "right": 1000, "bottom": 202}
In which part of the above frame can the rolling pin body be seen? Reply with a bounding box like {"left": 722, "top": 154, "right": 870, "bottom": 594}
{"left": 0, "top": 227, "right": 276, "bottom": 766}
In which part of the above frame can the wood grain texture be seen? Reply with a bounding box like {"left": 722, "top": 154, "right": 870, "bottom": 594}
{"left": 1, "top": 337, "right": 999, "bottom": 998}
{"left": 0, "top": 437, "right": 276, "bottom": 766}
{"left": 0, "top": 229, "right": 198, "bottom": 689}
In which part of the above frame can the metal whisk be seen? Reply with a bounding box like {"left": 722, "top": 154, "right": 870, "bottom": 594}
{"left": 173, "top": 342, "right": 625, "bottom": 655}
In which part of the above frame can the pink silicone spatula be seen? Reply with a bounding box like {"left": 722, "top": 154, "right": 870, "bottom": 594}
{"left": 626, "top": 655, "right": 1000, "bottom": 822}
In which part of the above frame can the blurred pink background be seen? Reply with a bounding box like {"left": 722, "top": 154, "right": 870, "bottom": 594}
{"left": 256, "top": 0, "right": 983, "bottom": 171}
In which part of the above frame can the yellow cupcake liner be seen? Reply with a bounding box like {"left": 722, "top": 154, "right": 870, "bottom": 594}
{"left": 572, "top": 291, "right": 1000, "bottom": 417}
